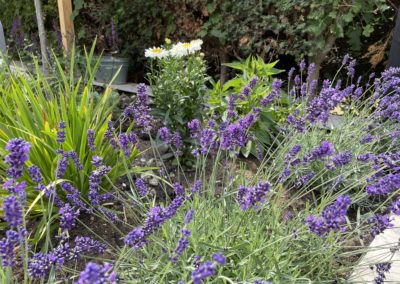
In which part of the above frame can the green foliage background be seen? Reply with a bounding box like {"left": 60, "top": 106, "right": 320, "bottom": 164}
{"left": 0, "top": 0, "right": 396, "bottom": 71}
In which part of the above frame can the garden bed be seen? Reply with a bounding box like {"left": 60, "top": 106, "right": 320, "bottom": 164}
{"left": 0, "top": 41, "right": 399, "bottom": 284}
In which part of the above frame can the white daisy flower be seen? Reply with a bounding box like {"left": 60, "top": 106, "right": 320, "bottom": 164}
{"left": 190, "top": 39, "right": 203, "bottom": 52}
{"left": 169, "top": 42, "right": 189, "bottom": 58}
{"left": 170, "top": 41, "right": 201, "bottom": 58}
{"left": 145, "top": 47, "right": 168, "bottom": 59}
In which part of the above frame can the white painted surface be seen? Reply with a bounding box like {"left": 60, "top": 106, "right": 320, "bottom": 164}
{"left": 350, "top": 216, "right": 400, "bottom": 283}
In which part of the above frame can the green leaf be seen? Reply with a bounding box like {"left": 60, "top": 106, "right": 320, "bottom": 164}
{"left": 241, "top": 141, "right": 253, "bottom": 158}
{"left": 223, "top": 61, "right": 245, "bottom": 71}
{"left": 347, "top": 27, "right": 362, "bottom": 51}
{"left": 362, "top": 24, "right": 374, "bottom": 37}
{"left": 342, "top": 12, "right": 353, "bottom": 23}
{"left": 210, "top": 29, "right": 226, "bottom": 42}
{"left": 207, "top": 3, "right": 217, "bottom": 13}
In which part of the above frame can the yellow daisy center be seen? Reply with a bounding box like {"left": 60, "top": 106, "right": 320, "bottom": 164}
{"left": 182, "top": 43, "right": 192, "bottom": 49}
{"left": 151, "top": 48, "right": 163, "bottom": 53}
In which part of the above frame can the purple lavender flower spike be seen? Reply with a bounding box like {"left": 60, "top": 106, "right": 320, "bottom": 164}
{"left": 76, "top": 262, "right": 117, "bottom": 284}
{"left": 237, "top": 181, "right": 270, "bottom": 211}
{"left": 124, "top": 227, "right": 147, "bottom": 249}
{"left": 360, "top": 134, "right": 374, "bottom": 144}
{"left": 288, "top": 67, "right": 295, "bottom": 82}
{"left": 353, "top": 86, "right": 363, "bottom": 100}
{"left": 67, "top": 150, "right": 84, "bottom": 171}
{"left": 74, "top": 236, "right": 107, "bottom": 255}
{"left": 129, "top": 131, "right": 138, "bottom": 145}
{"left": 342, "top": 54, "right": 349, "bottom": 66}
{"left": 260, "top": 79, "right": 283, "bottom": 107}
{"left": 307, "top": 63, "right": 315, "bottom": 79}
{"left": 346, "top": 59, "right": 356, "bottom": 78}
{"left": 60, "top": 182, "right": 87, "bottom": 210}
{"left": 188, "top": 119, "right": 201, "bottom": 138}
{"left": 3, "top": 195, "right": 23, "bottom": 228}
{"left": 374, "top": 262, "right": 392, "bottom": 284}
{"left": 294, "top": 75, "right": 301, "bottom": 86}
{"left": 249, "top": 76, "right": 259, "bottom": 89}
{"left": 0, "top": 231, "right": 19, "bottom": 266}
{"left": 119, "top": 133, "right": 132, "bottom": 156}
{"left": 212, "top": 253, "right": 226, "bottom": 265}
{"left": 158, "top": 127, "right": 170, "bottom": 144}
{"left": 278, "top": 168, "right": 291, "bottom": 183}
{"left": 59, "top": 203, "right": 80, "bottom": 231}
{"left": 170, "top": 228, "right": 191, "bottom": 263}
{"left": 199, "top": 128, "right": 216, "bottom": 154}
{"left": 297, "top": 171, "right": 316, "bottom": 186}
{"left": 356, "top": 153, "right": 375, "bottom": 162}
{"left": 332, "top": 151, "right": 352, "bottom": 168}
{"left": 135, "top": 178, "right": 148, "bottom": 196}
{"left": 5, "top": 138, "right": 31, "bottom": 179}
{"left": 28, "top": 164, "right": 43, "bottom": 184}
{"left": 125, "top": 193, "right": 186, "bottom": 249}
{"left": 190, "top": 180, "right": 202, "bottom": 194}
{"left": 88, "top": 164, "right": 112, "bottom": 206}
{"left": 91, "top": 155, "right": 104, "bottom": 168}
{"left": 57, "top": 121, "right": 66, "bottom": 143}
{"left": 191, "top": 261, "right": 216, "bottom": 284}
{"left": 227, "top": 94, "right": 237, "bottom": 119}
{"left": 368, "top": 214, "right": 393, "bottom": 237}
{"left": 124, "top": 84, "right": 153, "bottom": 133}
{"left": 184, "top": 208, "right": 194, "bottom": 224}
{"left": 240, "top": 86, "right": 252, "bottom": 98}
{"left": 304, "top": 141, "right": 334, "bottom": 163}
{"left": 104, "top": 120, "right": 115, "bottom": 141}
{"left": 299, "top": 59, "right": 306, "bottom": 72}
{"left": 173, "top": 183, "right": 185, "bottom": 196}
{"left": 88, "top": 129, "right": 96, "bottom": 151}
{"left": 172, "top": 132, "right": 183, "bottom": 156}
{"left": 28, "top": 252, "right": 51, "bottom": 278}
{"left": 285, "top": 144, "right": 301, "bottom": 163}
{"left": 164, "top": 196, "right": 185, "bottom": 219}
{"left": 306, "top": 195, "right": 351, "bottom": 237}
{"left": 366, "top": 173, "right": 400, "bottom": 196}
{"left": 55, "top": 153, "right": 68, "bottom": 179}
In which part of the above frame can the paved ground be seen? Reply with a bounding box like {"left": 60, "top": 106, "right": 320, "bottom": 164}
{"left": 350, "top": 216, "right": 400, "bottom": 283}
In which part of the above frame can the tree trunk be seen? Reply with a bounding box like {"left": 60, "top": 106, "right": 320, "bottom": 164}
{"left": 34, "top": 0, "right": 50, "bottom": 74}
{"left": 219, "top": 49, "right": 229, "bottom": 86}
{"left": 388, "top": 7, "right": 400, "bottom": 68}
{"left": 309, "top": 33, "right": 336, "bottom": 98}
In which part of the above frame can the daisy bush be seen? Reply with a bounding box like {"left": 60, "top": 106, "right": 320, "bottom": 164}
{"left": 146, "top": 39, "right": 210, "bottom": 165}
{"left": 1, "top": 49, "right": 400, "bottom": 284}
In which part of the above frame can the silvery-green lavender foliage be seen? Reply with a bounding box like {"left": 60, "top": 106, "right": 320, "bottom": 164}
{"left": 2, "top": 56, "right": 400, "bottom": 283}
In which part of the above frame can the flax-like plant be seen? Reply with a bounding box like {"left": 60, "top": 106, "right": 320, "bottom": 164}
{"left": 0, "top": 46, "right": 144, "bottom": 240}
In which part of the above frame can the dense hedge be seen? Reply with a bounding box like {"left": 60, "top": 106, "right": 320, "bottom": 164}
{"left": 0, "top": 0, "right": 398, "bottom": 77}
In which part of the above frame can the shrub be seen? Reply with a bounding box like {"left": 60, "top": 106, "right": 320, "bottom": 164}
{"left": 208, "top": 56, "right": 291, "bottom": 157}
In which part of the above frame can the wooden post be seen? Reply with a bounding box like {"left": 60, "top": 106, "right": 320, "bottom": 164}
{"left": 57, "top": 0, "right": 74, "bottom": 54}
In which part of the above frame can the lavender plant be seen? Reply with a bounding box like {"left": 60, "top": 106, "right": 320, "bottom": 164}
{"left": 271, "top": 58, "right": 400, "bottom": 212}
{"left": 105, "top": 61, "right": 400, "bottom": 283}
{"left": 1, "top": 50, "right": 400, "bottom": 284}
